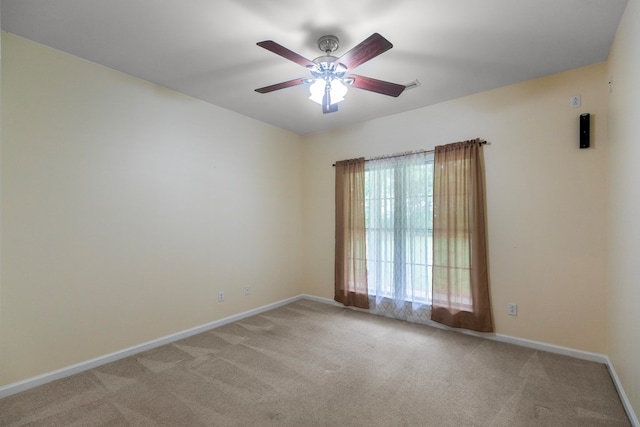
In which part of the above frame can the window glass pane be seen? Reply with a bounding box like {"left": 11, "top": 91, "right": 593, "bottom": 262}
{"left": 364, "top": 153, "right": 433, "bottom": 305}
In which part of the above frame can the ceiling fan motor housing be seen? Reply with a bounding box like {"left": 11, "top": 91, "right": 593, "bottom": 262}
{"left": 309, "top": 56, "right": 347, "bottom": 82}
{"left": 310, "top": 36, "right": 347, "bottom": 80}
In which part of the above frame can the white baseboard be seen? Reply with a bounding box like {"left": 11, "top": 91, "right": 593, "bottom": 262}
{"left": 303, "top": 295, "right": 609, "bottom": 360}
{"left": 0, "top": 295, "right": 302, "bottom": 400}
{"left": 1, "top": 293, "right": 637, "bottom": 426}
{"left": 298, "top": 293, "right": 341, "bottom": 306}
{"left": 605, "top": 355, "right": 640, "bottom": 427}
{"left": 490, "top": 333, "right": 608, "bottom": 363}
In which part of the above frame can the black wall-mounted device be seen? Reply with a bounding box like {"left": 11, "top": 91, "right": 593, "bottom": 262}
{"left": 580, "top": 113, "right": 590, "bottom": 149}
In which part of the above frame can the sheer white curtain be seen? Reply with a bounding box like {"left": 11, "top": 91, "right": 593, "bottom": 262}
{"left": 365, "top": 151, "right": 433, "bottom": 324}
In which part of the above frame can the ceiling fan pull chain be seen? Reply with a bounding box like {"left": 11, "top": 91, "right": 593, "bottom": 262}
{"left": 323, "top": 81, "right": 331, "bottom": 111}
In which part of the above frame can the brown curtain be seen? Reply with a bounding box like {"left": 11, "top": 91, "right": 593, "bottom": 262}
{"left": 334, "top": 158, "right": 369, "bottom": 309}
{"left": 431, "top": 139, "right": 493, "bottom": 332}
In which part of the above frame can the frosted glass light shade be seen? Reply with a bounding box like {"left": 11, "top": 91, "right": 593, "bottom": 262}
{"left": 309, "top": 79, "right": 348, "bottom": 105}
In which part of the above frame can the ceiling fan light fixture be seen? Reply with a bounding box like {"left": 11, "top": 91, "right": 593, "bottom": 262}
{"left": 308, "top": 79, "right": 348, "bottom": 106}
{"left": 255, "top": 33, "right": 404, "bottom": 114}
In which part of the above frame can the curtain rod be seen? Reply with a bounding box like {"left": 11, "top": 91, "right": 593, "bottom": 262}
{"left": 332, "top": 139, "right": 487, "bottom": 167}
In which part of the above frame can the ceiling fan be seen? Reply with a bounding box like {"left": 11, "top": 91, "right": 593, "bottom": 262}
{"left": 255, "top": 33, "right": 406, "bottom": 114}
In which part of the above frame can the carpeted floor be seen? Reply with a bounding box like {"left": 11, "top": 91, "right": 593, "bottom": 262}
{"left": 0, "top": 299, "right": 631, "bottom": 426}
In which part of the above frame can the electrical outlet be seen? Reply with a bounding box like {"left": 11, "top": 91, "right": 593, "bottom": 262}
{"left": 218, "top": 291, "right": 224, "bottom": 302}
{"left": 244, "top": 286, "right": 251, "bottom": 296}
{"left": 507, "top": 303, "right": 518, "bottom": 316}
{"left": 570, "top": 95, "right": 581, "bottom": 108}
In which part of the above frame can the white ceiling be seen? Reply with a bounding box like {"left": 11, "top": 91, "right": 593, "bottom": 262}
{"left": 1, "top": 0, "right": 628, "bottom": 135}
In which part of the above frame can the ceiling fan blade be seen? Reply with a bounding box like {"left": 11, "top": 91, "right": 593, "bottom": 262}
{"left": 337, "top": 33, "right": 393, "bottom": 70}
{"left": 349, "top": 75, "right": 406, "bottom": 97}
{"left": 255, "top": 78, "right": 307, "bottom": 94}
{"left": 257, "top": 40, "right": 315, "bottom": 68}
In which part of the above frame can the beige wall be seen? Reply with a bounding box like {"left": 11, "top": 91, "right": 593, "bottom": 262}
{"left": 302, "top": 63, "right": 609, "bottom": 354}
{"left": 0, "top": 34, "right": 303, "bottom": 385}
{"left": 607, "top": 0, "right": 640, "bottom": 418}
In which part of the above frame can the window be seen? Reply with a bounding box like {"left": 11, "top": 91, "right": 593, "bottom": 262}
{"left": 335, "top": 139, "right": 492, "bottom": 331}
{"left": 364, "top": 152, "right": 434, "bottom": 307}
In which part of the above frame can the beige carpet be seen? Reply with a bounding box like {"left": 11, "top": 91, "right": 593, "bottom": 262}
{"left": 0, "top": 299, "right": 631, "bottom": 426}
